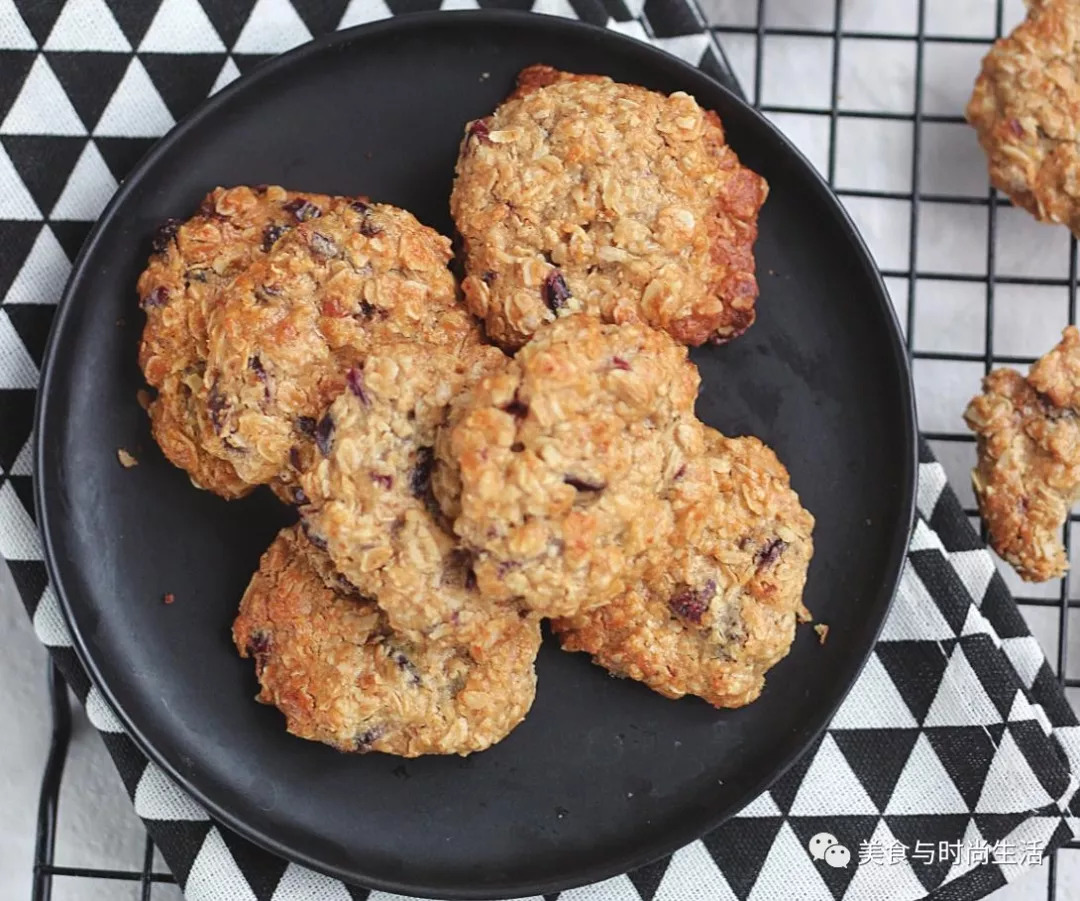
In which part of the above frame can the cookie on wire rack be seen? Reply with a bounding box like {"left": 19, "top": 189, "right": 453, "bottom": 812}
{"left": 967, "top": 0, "right": 1080, "bottom": 235}
{"left": 964, "top": 326, "right": 1080, "bottom": 582}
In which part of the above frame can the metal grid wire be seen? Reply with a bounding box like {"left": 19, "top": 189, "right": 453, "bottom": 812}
{"left": 28, "top": 1, "right": 1080, "bottom": 899}
{"left": 32, "top": 664, "right": 178, "bottom": 899}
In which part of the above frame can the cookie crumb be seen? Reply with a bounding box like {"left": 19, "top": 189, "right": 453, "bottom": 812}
{"left": 117, "top": 448, "right": 138, "bottom": 468}
{"left": 136, "top": 389, "right": 152, "bottom": 411}
{"left": 163, "top": 592, "right": 175, "bottom": 605}
{"left": 814, "top": 623, "right": 829, "bottom": 645}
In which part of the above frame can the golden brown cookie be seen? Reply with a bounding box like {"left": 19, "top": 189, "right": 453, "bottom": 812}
{"left": 967, "top": 0, "right": 1080, "bottom": 234}
{"left": 553, "top": 430, "right": 814, "bottom": 708}
{"left": 233, "top": 525, "right": 542, "bottom": 756}
{"left": 201, "top": 198, "right": 481, "bottom": 490}
{"left": 434, "top": 315, "right": 703, "bottom": 617}
{"left": 964, "top": 325, "right": 1080, "bottom": 581}
{"left": 451, "top": 65, "right": 768, "bottom": 350}
{"left": 299, "top": 341, "right": 510, "bottom": 636}
{"left": 137, "top": 185, "right": 335, "bottom": 498}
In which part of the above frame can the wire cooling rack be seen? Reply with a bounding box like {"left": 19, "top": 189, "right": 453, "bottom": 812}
{"left": 28, "top": 1, "right": 1080, "bottom": 899}
{"left": 703, "top": 0, "right": 1080, "bottom": 897}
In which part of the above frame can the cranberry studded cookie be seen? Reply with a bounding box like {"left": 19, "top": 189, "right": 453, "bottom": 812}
{"left": 201, "top": 198, "right": 482, "bottom": 491}
{"left": 451, "top": 65, "right": 768, "bottom": 350}
{"left": 553, "top": 430, "right": 814, "bottom": 708}
{"left": 434, "top": 315, "right": 703, "bottom": 617}
{"left": 137, "top": 185, "right": 335, "bottom": 498}
{"left": 967, "top": 0, "right": 1080, "bottom": 235}
{"left": 964, "top": 326, "right": 1080, "bottom": 581}
{"left": 299, "top": 341, "right": 509, "bottom": 636}
{"left": 233, "top": 525, "right": 542, "bottom": 756}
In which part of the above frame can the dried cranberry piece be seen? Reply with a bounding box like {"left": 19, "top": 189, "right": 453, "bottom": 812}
{"left": 390, "top": 649, "right": 421, "bottom": 685}
{"left": 248, "top": 631, "right": 271, "bottom": 656}
{"left": 612, "top": 356, "right": 631, "bottom": 371}
{"left": 350, "top": 200, "right": 370, "bottom": 214}
{"left": 358, "top": 215, "right": 381, "bottom": 238}
{"left": 282, "top": 197, "right": 321, "bottom": 221}
{"left": 207, "top": 381, "right": 227, "bottom": 434}
{"left": 481, "top": 270, "right": 496, "bottom": 285}
{"left": 292, "top": 485, "right": 309, "bottom": 505}
{"left": 151, "top": 219, "right": 181, "bottom": 254}
{"left": 673, "top": 463, "right": 687, "bottom": 480}
{"left": 564, "top": 475, "right": 606, "bottom": 492}
{"left": 354, "top": 725, "right": 384, "bottom": 752}
{"left": 309, "top": 231, "right": 337, "bottom": 258}
{"left": 543, "top": 270, "right": 571, "bottom": 312}
{"left": 756, "top": 538, "right": 787, "bottom": 568}
{"left": 669, "top": 580, "right": 716, "bottom": 624}
{"left": 410, "top": 447, "right": 434, "bottom": 497}
{"left": 464, "top": 569, "right": 477, "bottom": 591}
{"left": 249, "top": 356, "right": 270, "bottom": 401}
{"left": 357, "top": 301, "right": 377, "bottom": 319}
{"left": 295, "top": 416, "right": 317, "bottom": 437}
{"left": 315, "top": 413, "right": 334, "bottom": 456}
{"left": 346, "top": 367, "right": 370, "bottom": 405}
{"left": 301, "top": 519, "right": 328, "bottom": 550}
{"left": 248, "top": 631, "right": 272, "bottom": 675}
{"left": 141, "top": 285, "right": 169, "bottom": 309}
{"left": 289, "top": 446, "right": 302, "bottom": 470}
{"left": 371, "top": 472, "right": 393, "bottom": 490}
{"left": 502, "top": 398, "right": 528, "bottom": 418}
{"left": 261, "top": 223, "right": 288, "bottom": 252}
{"left": 468, "top": 119, "right": 491, "bottom": 143}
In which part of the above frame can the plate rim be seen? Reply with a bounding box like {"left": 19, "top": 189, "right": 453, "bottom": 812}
{"left": 33, "top": 9, "right": 919, "bottom": 897}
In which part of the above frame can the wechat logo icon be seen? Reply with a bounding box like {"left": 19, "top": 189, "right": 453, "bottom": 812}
{"left": 808, "top": 833, "right": 851, "bottom": 869}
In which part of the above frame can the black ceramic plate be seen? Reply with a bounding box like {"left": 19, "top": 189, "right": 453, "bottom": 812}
{"left": 36, "top": 11, "right": 916, "bottom": 898}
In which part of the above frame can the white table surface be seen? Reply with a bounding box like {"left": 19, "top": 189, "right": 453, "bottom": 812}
{"left": 1, "top": 0, "right": 1079, "bottom": 898}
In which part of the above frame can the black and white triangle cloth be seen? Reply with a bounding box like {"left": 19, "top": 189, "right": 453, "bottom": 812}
{"left": 3, "top": 2, "right": 1080, "bottom": 900}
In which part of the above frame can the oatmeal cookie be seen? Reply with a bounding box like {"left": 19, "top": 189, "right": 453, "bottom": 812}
{"left": 299, "top": 341, "right": 509, "bottom": 635}
{"left": 553, "top": 430, "right": 814, "bottom": 708}
{"left": 964, "top": 325, "right": 1080, "bottom": 581}
{"left": 233, "top": 525, "right": 542, "bottom": 756}
{"left": 201, "top": 198, "right": 481, "bottom": 489}
{"left": 451, "top": 64, "right": 768, "bottom": 350}
{"left": 137, "top": 185, "right": 335, "bottom": 498}
{"left": 967, "top": 0, "right": 1080, "bottom": 234}
{"left": 434, "top": 315, "right": 703, "bottom": 617}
